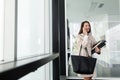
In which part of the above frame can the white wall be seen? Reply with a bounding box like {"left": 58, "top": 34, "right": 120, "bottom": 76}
{"left": 106, "top": 24, "right": 120, "bottom": 64}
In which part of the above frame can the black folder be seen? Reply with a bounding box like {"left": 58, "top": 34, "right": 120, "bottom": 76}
{"left": 91, "top": 40, "right": 106, "bottom": 54}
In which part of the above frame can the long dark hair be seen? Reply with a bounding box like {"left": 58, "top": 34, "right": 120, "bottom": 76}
{"left": 78, "top": 21, "right": 91, "bottom": 34}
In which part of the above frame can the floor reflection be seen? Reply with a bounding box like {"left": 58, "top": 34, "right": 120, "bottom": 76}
{"left": 68, "top": 60, "right": 120, "bottom": 77}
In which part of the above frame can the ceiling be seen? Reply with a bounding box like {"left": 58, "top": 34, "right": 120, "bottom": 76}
{"left": 66, "top": 0, "right": 120, "bottom": 22}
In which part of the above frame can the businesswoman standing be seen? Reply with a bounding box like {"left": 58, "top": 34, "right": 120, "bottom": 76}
{"left": 75, "top": 21, "right": 101, "bottom": 80}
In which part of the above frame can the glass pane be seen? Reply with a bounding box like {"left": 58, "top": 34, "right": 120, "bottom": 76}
{"left": 19, "top": 62, "right": 51, "bottom": 80}
{"left": 44, "top": 0, "right": 51, "bottom": 53}
{"left": 0, "top": 0, "right": 4, "bottom": 61}
{"left": 19, "top": 65, "right": 45, "bottom": 80}
{"left": 17, "top": 0, "right": 45, "bottom": 58}
{"left": 66, "top": 0, "right": 120, "bottom": 78}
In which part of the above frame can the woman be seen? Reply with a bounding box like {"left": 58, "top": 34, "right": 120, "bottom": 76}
{"left": 75, "top": 21, "right": 101, "bottom": 80}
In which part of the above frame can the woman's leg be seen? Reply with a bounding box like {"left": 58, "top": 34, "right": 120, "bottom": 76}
{"left": 84, "top": 77, "right": 92, "bottom": 80}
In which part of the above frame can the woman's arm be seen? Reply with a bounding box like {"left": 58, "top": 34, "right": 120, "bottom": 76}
{"left": 91, "top": 35, "right": 101, "bottom": 54}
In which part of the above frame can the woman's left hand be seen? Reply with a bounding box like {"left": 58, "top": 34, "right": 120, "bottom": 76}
{"left": 95, "top": 47, "right": 101, "bottom": 54}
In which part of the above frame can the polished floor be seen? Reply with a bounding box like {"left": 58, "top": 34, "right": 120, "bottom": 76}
{"left": 68, "top": 60, "right": 120, "bottom": 77}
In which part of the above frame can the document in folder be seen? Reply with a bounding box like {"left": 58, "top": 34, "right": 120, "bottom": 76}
{"left": 91, "top": 40, "right": 106, "bottom": 54}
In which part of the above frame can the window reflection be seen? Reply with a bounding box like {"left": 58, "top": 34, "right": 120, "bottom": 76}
{"left": 66, "top": 0, "right": 120, "bottom": 78}
{"left": 68, "top": 18, "right": 120, "bottom": 77}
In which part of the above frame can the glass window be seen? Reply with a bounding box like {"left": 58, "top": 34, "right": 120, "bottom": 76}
{"left": 2, "top": 0, "right": 16, "bottom": 62}
{"left": 19, "top": 62, "right": 52, "bottom": 80}
{"left": 66, "top": 0, "right": 120, "bottom": 78}
{"left": 17, "top": 0, "right": 52, "bottom": 80}
{"left": 17, "top": 0, "right": 51, "bottom": 59}
{"left": 0, "top": 0, "right": 4, "bottom": 61}
{"left": 19, "top": 64, "right": 46, "bottom": 80}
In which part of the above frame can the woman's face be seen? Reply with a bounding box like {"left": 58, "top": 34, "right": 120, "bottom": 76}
{"left": 83, "top": 22, "right": 90, "bottom": 33}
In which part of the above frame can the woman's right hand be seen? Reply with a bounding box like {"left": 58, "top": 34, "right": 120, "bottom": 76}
{"left": 95, "top": 47, "right": 101, "bottom": 54}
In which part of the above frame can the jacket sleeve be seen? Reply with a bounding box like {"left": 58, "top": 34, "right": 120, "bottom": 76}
{"left": 91, "top": 35, "right": 101, "bottom": 54}
{"left": 91, "top": 35, "right": 97, "bottom": 47}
